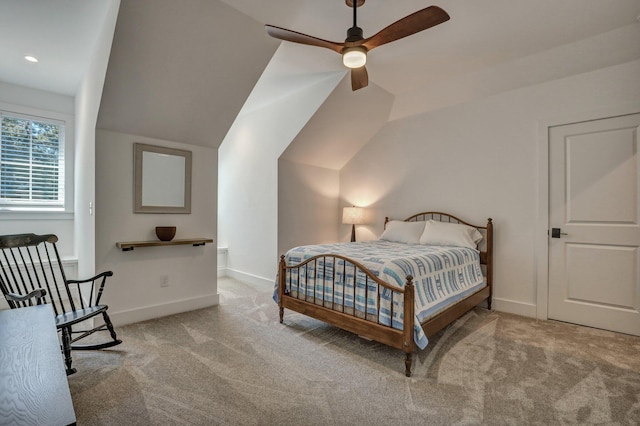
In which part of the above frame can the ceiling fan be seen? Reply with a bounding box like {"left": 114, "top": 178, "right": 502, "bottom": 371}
{"left": 265, "top": 0, "right": 450, "bottom": 91}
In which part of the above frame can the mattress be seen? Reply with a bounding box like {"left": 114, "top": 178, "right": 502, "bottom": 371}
{"left": 274, "top": 240, "right": 486, "bottom": 349}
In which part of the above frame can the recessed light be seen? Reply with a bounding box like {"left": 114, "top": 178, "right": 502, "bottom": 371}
{"left": 24, "top": 55, "right": 39, "bottom": 63}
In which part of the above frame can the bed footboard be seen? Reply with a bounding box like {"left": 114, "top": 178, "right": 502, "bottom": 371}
{"left": 278, "top": 254, "right": 416, "bottom": 376}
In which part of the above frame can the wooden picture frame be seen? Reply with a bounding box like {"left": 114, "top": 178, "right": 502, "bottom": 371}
{"left": 134, "top": 143, "right": 192, "bottom": 214}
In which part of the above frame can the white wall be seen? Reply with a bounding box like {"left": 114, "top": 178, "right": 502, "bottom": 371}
{"left": 0, "top": 83, "right": 75, "bottom": 258}
{"left": 218, "top": 73, "right": 343, "bottom": 286}
{"left": 95, "top": 130, "right": 218, "bottom": 326}
{"left": 340, "top": 59, "right": 640, "bottom": 318}
{"left": 0, "top": 1, "right": 119, "bottom": 275}
{"left": 278, "top": 159, "right": 340, "bottom": 257}
{"left": 74, "top": 0, "right": 120, "bottom": 278}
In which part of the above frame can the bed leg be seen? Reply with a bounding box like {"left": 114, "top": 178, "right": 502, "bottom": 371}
{"left": 487, "top": 298, "right": 492, "bottom": 311}
{"left": 279, "top": 307, "right": 284, "bottom": 323}
{"left": 404, "top": 352, "right": 413, "bottom": 377}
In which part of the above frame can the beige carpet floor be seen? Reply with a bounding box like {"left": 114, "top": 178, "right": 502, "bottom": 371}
{"left": 69, "top": 277, "right": 640, "bottom": 425}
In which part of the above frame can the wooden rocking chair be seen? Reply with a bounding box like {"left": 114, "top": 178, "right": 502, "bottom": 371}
{"left": 0, "top": 233, "right": 122, "bottom": 375}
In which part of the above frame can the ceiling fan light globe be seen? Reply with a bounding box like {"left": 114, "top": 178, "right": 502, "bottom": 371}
{"left": 342, "top": 48, "right": 367, "bottom": 69}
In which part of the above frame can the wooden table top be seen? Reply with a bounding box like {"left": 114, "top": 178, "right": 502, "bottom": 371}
{"left": 0, "top": 304, "right": 76, "bottom": 425}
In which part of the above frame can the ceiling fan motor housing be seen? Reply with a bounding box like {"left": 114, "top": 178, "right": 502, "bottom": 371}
{"left": 346, "top": 26, "right": 364, "bottom": 43}
{"left": 343, "top": 26, "right": 367, "bottom": 68}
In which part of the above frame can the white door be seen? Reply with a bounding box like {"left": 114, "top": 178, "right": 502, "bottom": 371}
{"left": 549, "top": 113, "right": 640, "bottom": 336}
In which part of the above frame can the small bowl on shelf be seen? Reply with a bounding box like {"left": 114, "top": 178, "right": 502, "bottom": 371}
{"left": 155, "top": 226, "right": 176, "bottom": 241}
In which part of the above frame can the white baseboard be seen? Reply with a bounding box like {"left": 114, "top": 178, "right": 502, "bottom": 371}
{"left": 217, "top": 248, "right": 228, "bottom": 277}
{"left": 225, "top": 268, "right": 273, "bottom": 287}
{"left": 492, "top": 297, "right": 537, "bottom": 318}
{"left": 110, "top": 293, "right": 220, "bottom": 327}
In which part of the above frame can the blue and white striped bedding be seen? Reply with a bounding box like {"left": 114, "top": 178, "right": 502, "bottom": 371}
{"left": 274, "top": 240, "right": 485, "bottom": 349}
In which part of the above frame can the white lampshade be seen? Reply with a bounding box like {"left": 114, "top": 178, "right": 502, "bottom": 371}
{"left": 342, "top": 47, "right": 367, "bottom": 69}
{"left": 342, "top": 206, "right": 365, "bottom": 225}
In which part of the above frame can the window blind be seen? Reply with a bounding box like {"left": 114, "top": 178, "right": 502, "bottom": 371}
{"left": 0, "top": 112, "right": 65, "bottom": 208}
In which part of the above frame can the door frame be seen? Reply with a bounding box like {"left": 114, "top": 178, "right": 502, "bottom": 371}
{"left": 535, "top": 102, "right": 640, "bottom": 320}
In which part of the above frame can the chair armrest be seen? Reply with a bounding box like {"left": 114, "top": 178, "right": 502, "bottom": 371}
{"left": 66, "top": 271, "right": 113, "bottom": 306}
{"left": 5, "top": 288, "right": 48, "bottom": 303}
{"left": 66, "top": 270, "right": 114, "bottom": 285}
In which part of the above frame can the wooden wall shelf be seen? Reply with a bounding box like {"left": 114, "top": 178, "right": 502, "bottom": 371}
{"left": 116, "top": 238, "right": 213, "bottom": 252}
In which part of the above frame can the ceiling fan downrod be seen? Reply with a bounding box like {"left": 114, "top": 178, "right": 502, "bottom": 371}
{"left": 346, "top": 0, "right": 363, "bottom": 42}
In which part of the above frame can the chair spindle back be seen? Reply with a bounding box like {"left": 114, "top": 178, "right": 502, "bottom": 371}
{"left": 0, "top": 234, "right": 80, "bottom": 315}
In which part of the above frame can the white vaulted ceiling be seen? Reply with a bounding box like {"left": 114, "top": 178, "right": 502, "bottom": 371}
{"left": 95, "top": 0, "right": 281, "bottom": 148}
{"left": 220, "top": 0, "right": 640, "bottom": 95}
{"left": 1, "top": 0, "right": 639, "bottom": 154}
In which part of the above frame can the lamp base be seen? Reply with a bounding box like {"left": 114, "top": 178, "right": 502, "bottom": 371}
{"left": 351, "top": 224, "right": 356, "bottom": 242}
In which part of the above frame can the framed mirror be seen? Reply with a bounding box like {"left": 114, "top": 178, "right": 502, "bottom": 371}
{"left": 134, "top": 143, "right": 192, "bottom": 214}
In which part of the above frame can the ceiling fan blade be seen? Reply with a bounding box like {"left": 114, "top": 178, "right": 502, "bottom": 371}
{"left": 265, "top": 25, "right": 344, "bottom": 54}
{"left": 351, "top": 66, "right": 368, "bottom": 91}
{"left": 361, "top": 6, "right": 450, "bottom": 51}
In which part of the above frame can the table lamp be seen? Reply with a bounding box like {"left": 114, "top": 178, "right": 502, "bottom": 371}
{"left": 342, "top": 206, "right": 365, "bottom": 242}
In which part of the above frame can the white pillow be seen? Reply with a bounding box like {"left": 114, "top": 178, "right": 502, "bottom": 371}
{"left": 419, "top": 220, "right": 483, "bottom": 249}
{"left": 379, "top": 221, "right": 426, "bottom": 245}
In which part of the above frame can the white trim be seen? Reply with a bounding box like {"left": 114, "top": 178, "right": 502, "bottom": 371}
{"left": 0, "top": 211, "right": 74, "bottom": 220}
{"left": 1, "top": 256, "right": 77, "bottom": 269}
{"left": 492, "top": 297, "right": 537, "bottom": 318}
{"left": 109, "top": 293, "right": 220, "bottom": 327}
{"left": 225, "top": 268, "right": 273, "bottom": 287}
{"left": 536, "top": 118, "right": 550, "bottom": 321}
{"left": 0, "top": 102, "right": 72, "bottom": 124}
{"left": 536, "top": 102, "right": 640, "bottom": 320}
{"left": 217, "top": 247, "right": 227, "bottom": 277}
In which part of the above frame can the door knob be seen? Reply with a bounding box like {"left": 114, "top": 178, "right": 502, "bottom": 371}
{"left": 551, "top": 228, "right": 568, "bottom": 238}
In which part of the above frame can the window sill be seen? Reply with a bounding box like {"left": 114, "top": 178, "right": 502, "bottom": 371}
{"left": 0, "top": 210, "right": 74, "bottom": 220}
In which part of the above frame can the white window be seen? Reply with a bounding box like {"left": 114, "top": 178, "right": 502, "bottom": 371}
{"left": 0, "top": 111, "right": 66, "bottom": 210}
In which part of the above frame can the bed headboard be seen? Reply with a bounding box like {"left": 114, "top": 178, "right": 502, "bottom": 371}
{"left": 385, "top": 211, "right": 493, "bottom": 290}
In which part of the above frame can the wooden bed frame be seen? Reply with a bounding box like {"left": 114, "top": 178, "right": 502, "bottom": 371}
{"left": 277, "top": 211, "right": 493, "bottom": 376}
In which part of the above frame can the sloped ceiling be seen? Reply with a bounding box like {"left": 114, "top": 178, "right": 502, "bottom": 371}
{"left": 280, "top": 75, "right": 393, "bottom": 170}
{"left": 2, "top": 0, "right": 639, "bottom": 162}
{"left": 3, "top": 1, "right": 639, "bottom": 109}
{"left": 222, "top": 0, "right": 640, "bottom": 96}
{"left": 96, "top": 0, "right": 279, "bottom": 148}
{"left": 224, "top": 0, "right": 640, "bottom": 168}
{"left": 238, "top": 41, "right": 346, "bottom": 117}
